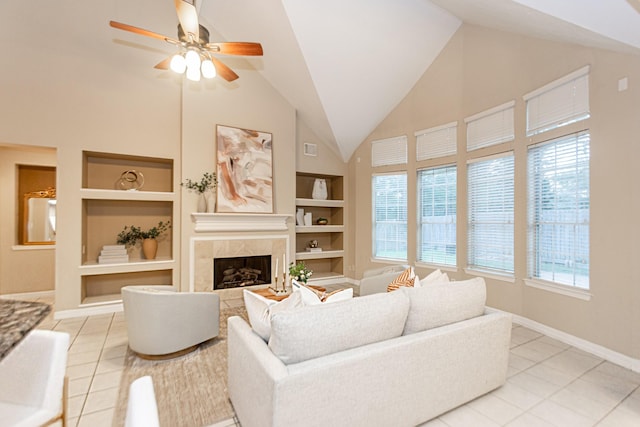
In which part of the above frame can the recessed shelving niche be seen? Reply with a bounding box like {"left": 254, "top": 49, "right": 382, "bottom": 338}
{"left": 295, "top": 172, "right": 344, "bottom": 281}
{"left": 78, "top": 151, "right": 177, "bottom": 307}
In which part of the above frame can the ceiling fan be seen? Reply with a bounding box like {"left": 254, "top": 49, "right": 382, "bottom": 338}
{"left": 109, "top": 0, "right": 263, "bottom": 82}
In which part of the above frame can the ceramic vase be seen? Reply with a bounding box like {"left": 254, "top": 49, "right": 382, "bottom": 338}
{"left": 304, "top": 212, "right": 313, "bottom": 226}
{"left": 312, "top": 178, "right": 328, "bottom": 200}
{"left": 205, "top": 190, "right": 216, "bottom": 213}
{"left": 142, "top": 238, "right": 158, "bottom": 260}
{"left": 296, "top": 208, "right": 305, "bottom": 226}
{"left": 197, "top": 193, "right": 207, "bottom": 213}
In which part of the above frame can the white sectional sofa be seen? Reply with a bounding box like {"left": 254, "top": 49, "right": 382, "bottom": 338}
{"left": 228, "top": 278, "right": 511, "bottom": 427}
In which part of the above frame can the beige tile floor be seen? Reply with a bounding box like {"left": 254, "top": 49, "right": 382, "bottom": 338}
{"left": 11, "top": 292, "right": 640, "bottom": 427}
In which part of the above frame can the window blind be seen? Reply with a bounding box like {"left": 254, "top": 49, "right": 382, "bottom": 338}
{"left": 415, "top": 122, "right": 457, "bottom": 161}
{"left": 417, "top": 164, "right": 457, "bottom": 266}
{"left": 524, "top": 65, "right": 590, "bottom": 136}
{"left": 467, "top": 153, "right": 514, "bottom": 274}
{"left": 372, "top": 173, "right": 407, "bottom": 260}
{"left": 465, "top": 101, "right": 515, "bottom": 151}
{"left": 527, "top": 131, "right": 590, "bottom": 288}
{"left": 371, "top": 136, "right": 408, "bottom": 167}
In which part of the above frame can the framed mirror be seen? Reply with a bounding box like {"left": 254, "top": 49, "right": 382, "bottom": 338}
{"left": 23, "top": 187, "right": 56, "bottom": 245}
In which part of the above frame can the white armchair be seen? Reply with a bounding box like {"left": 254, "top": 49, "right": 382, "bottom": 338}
{"left": 122, "top": 286, "right": 220, "bottom": 358}
{"left": 0, "top": 329, "right": 70, "bottom": 427}
{"left": 358, "top": 264, "right": 410, "bottom": 296}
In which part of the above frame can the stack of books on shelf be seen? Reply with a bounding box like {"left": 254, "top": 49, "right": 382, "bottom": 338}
{"left": 98, "top": 245, "right": 129, "bottom": 264}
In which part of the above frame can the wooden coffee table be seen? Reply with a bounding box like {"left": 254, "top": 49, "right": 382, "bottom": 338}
{"left": 250, "top": 285, "right": 326, "bottom": 301}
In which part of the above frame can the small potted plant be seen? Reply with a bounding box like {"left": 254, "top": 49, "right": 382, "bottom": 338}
{"left": 289, "top": 261, "right": 313, "bottom": 284}
{"left": 116, "top": 220, "right": 171, "bottom": 260}
{"left": 182, "top": 172, "right": 217, "bottom": 213}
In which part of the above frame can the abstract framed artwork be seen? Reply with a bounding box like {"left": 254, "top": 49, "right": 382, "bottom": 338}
{"left": 216, "top": 125, "right": 273, "bottom": 213}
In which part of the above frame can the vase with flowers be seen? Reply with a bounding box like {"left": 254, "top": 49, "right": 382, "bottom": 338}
{"left": 289, "top": 261, "right": 313, "bottom": 284}
{"left": 181, "top": 172, "right": 217, "bottom": 213}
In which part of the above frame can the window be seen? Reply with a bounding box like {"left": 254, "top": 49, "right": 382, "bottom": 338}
{"left": 467, "top": 153, "right": 514, "bottom": 274}
{"left": 465, "top": 101, "right": 515, "bottom": 151}
{"left": 371, "top": 136, "right": 407, "bottom": 167}
{"left": 527, "top": 131, "right": 590, "bottom": 288}
{"left": 417, "top": 165, "right": 456, "bottom": 266}
{"left": 372, "top": 173, "right": 407, "bottom": 260}
{"left": 415, "top": 122, "right": 457, "bottom": 161}
{"left": 524, "top": 66, "right": 590, "bottom": 136}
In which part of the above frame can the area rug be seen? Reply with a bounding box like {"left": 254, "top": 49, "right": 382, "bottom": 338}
{"left": 113, "top": 306, "right": 248, "bottom": 427}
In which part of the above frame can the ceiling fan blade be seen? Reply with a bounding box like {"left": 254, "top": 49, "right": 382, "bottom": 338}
{"left": 174, "top": 0, "right": 199, "bottom": 42}
{"left": 206, "top": 42, "right": 263, "bottom": 56}
{"left": 211, "top": 57, "right": 239, "bottom": 82}
{"left": 109, "top": 21, "right": 178, "bottom": 44}
{"left": 154, "top": 56, "right": 173, "bottom": 70}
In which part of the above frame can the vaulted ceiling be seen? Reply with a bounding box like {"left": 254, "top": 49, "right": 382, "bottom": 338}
{"left": 6, "top": 1, "right": 637, "bottom": 161}
{"left": 197, "top": 0, "right": 640, "bottom": 162}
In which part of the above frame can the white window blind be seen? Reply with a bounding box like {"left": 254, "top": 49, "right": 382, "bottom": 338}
{"left": 417, "top": 164, "right": 457, "bottom": 266}
{"left": 527, "top": 131, "right": 590, "bottom": 288}
{"left": 372, "top": 173, "right": 407, "bottom": 260}
{"left": 467, "top": 153, "right": 514, "bottom": 274}
{"left": 524, "top": 65, "right": 590, "bottom": 136}
{"left": 415, "top": 122, "right": 457, "bottom": 161}
{"left": 465, "top": 101, "right": 515, "bottom": 151}
{"left": 371, "top": 136, "right": 407, "bottom": 167}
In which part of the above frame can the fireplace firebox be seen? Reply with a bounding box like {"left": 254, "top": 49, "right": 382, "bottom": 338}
{"left": 213, "top": 255, "right": 271, "bottom": 290}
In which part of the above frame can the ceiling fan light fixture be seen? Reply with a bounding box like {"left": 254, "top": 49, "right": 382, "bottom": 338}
{"left": 185, "top": 49, "right": 201, "bottom": 70}
{"left": 201, "top": 59, "right": 216, "bottom": 79}
{"left": 169, "top": 53, "right": 187, "bottom": 74}
{"left": 186, "top": 66, "right": 201, "bottom": 82}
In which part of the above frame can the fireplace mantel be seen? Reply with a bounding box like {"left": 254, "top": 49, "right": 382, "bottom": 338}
{"left": 191, "top": 213, "right": 291, "bottom": 232}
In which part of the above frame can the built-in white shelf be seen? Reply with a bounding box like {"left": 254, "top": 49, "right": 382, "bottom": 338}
{"left": 296, "top": 225, "right": 344, "bottom": 233}
{"left": 295, "top": 198, "right": 344, "bottom": 208}
{"left": 295, "top": 250, "right": 345, "bottom": 260}
{"left": 80, "top": 294, "right": 123, "bottom": 307}
{"left": 79, "top": 257, "right": 175, "bottom": 276}
{"left": 308, "top": 272, "right": 345, "bottom": 281}
{"left": 80, "top": 188, "right": 175, "bottom": 201}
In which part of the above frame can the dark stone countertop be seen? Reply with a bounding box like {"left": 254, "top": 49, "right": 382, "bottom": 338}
{"left": 0, "top": 299, "right": 51, "bottom": 360}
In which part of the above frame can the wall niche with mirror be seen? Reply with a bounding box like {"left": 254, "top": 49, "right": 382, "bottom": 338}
{"left": 18, "top": 165, "right": 56, "bottom": 245}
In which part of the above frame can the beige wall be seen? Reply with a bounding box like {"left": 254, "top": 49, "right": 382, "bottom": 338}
{"left": 0, "top": 145, "right": 57, "bottom": 294}
{"left": 179, "top": 35, "right": 300, "bottom": 291}
{"left": 0, "top": 2, "right": 316, "bottom": 311}
{"left": 350, "top": 24, "right": 640, "bottom": 359}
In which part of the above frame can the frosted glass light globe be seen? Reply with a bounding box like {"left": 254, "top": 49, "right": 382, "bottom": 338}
{"left": 201, "top": 59, "right": 217, "bottom": 79}
{"left": 169, "top": 54, "right": 186, "bottom": 74}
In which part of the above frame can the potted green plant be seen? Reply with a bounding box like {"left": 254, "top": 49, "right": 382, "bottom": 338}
{"left": 116, "top": 220, "right": 171, "bottom": 260}
{"left": 182, "top": 172, "right": 217, "bottom": 213}
{"left": 289, "top": 261, "right": 313, "bottom": 284}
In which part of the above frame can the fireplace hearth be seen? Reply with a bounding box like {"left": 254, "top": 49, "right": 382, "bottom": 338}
{"left": 213, "top": 255, "right": 271, "bottom": 290}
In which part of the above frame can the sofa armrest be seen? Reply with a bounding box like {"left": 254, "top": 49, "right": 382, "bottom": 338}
{"left": 227, "top": 316, "right": 288, "bottom": 427}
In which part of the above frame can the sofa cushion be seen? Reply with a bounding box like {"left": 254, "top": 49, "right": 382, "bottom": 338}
{"left": 243, "top": 290, "right": 303, "bottom": 342}
{"left": 419, "top": 269, "right": 450, "bottom": 286}
{"left": 386, "top": 267, "right": 417, "bottom": 292}
{"left": 268, "top": 290, "right": 410, "bottom": 364}
{"left": 402, "top": 277, "right": 486, "bottom": 335}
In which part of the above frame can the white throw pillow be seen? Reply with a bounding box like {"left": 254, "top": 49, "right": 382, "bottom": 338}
{"left": 298, "top": 284, "right": 353, "bottom": 305}
{"left": 402, "top": 277, "right": 486, "bottom": 335}
{"left": 419, "top": 269, "right": 450, "bottom": 286}
{"left": 242, "top": 290, "right": 303, "bottom": 342}
{"left": 269, "top": 291, "right": 410, "bottom": 364}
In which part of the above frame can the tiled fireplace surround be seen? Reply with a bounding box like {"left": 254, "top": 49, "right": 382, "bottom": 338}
{"left": 190, "top": 213, "right": 291, "bottom": 301}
